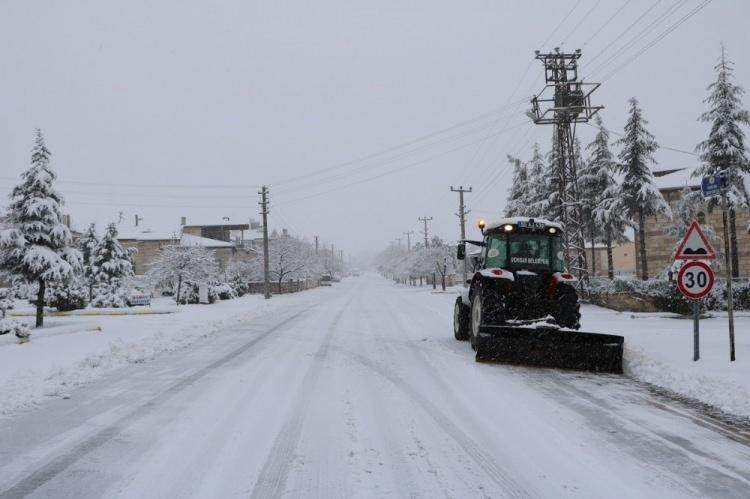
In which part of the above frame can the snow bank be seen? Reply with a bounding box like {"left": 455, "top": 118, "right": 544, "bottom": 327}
{"left": 583, "top": 305, "right": 750, "bottom": 418}
{"left": 0, "top": 291, "right": 323, "bottom": 418}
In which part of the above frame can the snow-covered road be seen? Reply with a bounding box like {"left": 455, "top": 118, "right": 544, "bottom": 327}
{"left": 1, "top": 275, "right": 749, "bottom": 498}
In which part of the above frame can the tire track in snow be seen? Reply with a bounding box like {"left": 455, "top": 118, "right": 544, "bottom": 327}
{"left": 340, "top": 349, "right": 531, "bottom": 499}
{"left": 249, "top": 294, "right": 354, "bottom": 499}
{"left": 0, "top": 307, "right": 313, "bottom": 499}
{"left": 371, "top": 286, "right": 534, "bottom": 497}
{"left": 517, "top": 370, "right": 750, "bottom": 496}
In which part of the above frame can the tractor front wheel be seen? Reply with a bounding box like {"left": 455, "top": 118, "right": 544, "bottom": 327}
{"left": 454, "top": 297, "right": 470, "bottom": 341}
{"left": 470, "top": 287, "right": 504, "bottom": 351}
{"left": 553, "top": 285, "right": 581, "bottom": 330}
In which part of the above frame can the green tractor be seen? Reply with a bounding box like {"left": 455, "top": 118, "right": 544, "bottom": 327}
{"left": 453, "top": 217, "right": 623, "bottom": 373}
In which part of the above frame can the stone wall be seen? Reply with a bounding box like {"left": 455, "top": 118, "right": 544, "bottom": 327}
{"left": 635, "top": 187, "right": 750, "bottom": 279}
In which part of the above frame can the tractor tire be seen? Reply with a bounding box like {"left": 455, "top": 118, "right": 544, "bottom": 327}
{"left": 470, "top": 287, "right": 504, "bottom": 351}
{"left": 554, "top": 285, "right": 581, "bottom": 330}
{"left": 454, "top": 297, "right": 470, "bottom": 341}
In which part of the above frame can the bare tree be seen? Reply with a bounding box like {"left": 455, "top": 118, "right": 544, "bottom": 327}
{"left": 146, "top": 245, "right": 218, "bottom": 304}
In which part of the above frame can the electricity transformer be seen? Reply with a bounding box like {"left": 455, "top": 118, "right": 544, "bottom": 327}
{"left": 530, "top": 48, "right": 603, "bottom": 289}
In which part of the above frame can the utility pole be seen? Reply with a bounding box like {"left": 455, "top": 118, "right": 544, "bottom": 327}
{"left": 720, "top": 172, "right": 736, "bottom": 361}
{"left": 259, "top": 186, "right": 271, "bottom": 299}
{"left": 331, "top": 243, "right": 335, "bottom": 275}
{"left": 135, "top": 214, "right": 143, "bottom": 227}
{"left": 403, "top": 231, "right": 414, "bottom": 251}
{"left": 418, "top": 216, "right": 433, "bottom": 247}
{"left": 395, "top": 237, "right": 403, "bottom": 249}
{"left": 450, "top": 185, "right": 472, "bottom": 285}
{"left": 314, "top": 235, "right": 319, "bottom": 254}
{"left": 530, "top": 48, "right": 603, "bottom": 291}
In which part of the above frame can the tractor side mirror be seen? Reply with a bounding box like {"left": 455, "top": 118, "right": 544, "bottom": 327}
{"left": 456, "top": 242, "right": 466, "bottom": 260}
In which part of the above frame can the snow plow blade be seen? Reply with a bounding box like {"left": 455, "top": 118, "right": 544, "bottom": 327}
{"left": 476, "top": 325, "right": 624, "bottom": 374}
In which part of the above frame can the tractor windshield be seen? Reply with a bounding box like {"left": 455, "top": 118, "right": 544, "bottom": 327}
{"left": 484, "top": 232, "right": 565, "bottom": 272}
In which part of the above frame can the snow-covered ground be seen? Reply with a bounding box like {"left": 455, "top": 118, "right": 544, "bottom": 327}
{"left": 0, "top": 275, "right": 748, "bottom": 498}
{"left": 584, "top": 305, "right": 750, "bottom": 419}
{"left": 0, "top": 290, "right": 327, "bottom": 417}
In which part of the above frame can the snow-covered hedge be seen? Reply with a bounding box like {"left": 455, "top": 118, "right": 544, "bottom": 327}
{"left": 90, "top": 281, "right": 129, "bottom": 308}
{"left": 0, "top": 288, "right": 14, "bottom": 316}
{"left": 590, "top": 277, "right": 750, "bottom": 314}
{"left": 229, "top": 275, "right": 249, "bottom": 297}
{"left": 0, "top": 318, "right": 30, "bottom": 339}
{"left": 211, "top": 282, "right": 236, "bottom": 301}
{"left": 45, "top": 280, "right": 88, "bottom": 311}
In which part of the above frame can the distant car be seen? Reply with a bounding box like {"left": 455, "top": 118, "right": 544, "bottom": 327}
{"left": 320, "top": 274, "right": 333, "bottom": 286}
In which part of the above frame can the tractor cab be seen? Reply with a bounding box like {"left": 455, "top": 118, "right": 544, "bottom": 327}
{"left": 479, "top": 218, "right": 565, "bottom": 276}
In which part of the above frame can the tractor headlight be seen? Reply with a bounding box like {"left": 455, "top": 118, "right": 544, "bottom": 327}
{"left": 503, "top": 224, "right": 514, "bottom": 232}
{"left": 478, "top": 219, "right": 486, "bottom": 230}
{"left": 549, "top": 227, "right": 557, "bottom": 234}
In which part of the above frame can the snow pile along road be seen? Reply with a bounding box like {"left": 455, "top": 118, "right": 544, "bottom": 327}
{"left": 583, "top": 307, "right": 750, "bottom": 418}
{"left": 0, "top": 290, "right": 326, "bottom": 418}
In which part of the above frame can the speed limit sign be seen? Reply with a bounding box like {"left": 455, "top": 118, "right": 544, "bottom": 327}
{"left": 677, "top": 260, "right": 715, "bottom": 299}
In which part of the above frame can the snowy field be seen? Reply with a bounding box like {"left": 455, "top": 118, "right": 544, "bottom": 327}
{"left": 0, "top": 290, "right": 327, "bottom": 417}
{"left": 0, "top": 274, "right": 749, "bottom": 498}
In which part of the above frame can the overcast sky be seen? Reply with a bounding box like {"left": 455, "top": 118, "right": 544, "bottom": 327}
{"left": 1, "top": 0, "right": 748, "bottom": 257}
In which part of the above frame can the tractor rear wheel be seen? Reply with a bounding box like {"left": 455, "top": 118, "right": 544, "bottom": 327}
{"left": 454, "top": 297, "right": 470, "bottom": 341}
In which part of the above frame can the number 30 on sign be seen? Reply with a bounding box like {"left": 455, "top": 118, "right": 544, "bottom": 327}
{"left": 677, "top": 261, "right": 715, "bottom": 300}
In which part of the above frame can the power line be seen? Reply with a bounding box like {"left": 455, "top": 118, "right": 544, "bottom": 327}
{"left": 600, "top": 0, "right": 713, "bottom": 82}
{"left": 585, "top": 0, "right": 664, "bottom": 67}
{"left": 580, "top": 0, "right": 632, "bottom": 48}
{"left": 586, "top": 0, "right": 688, "bottom": 79}
{"left": 0, "top": 176, "right": 260, "bottom": 191}
{"left": 560, "top": 0, "right": 603, "bottom": 47}
{"left": 274, "top": 120, "right": 530, "bottom": 206}
{"left": 274, "top": 106, "right": 528, "bottom": 196}
{"left": 268, "top": 97, "right": 529, "bottom": 188}
{"left": 584, "top": 122, "right": 698, "bottom": 156}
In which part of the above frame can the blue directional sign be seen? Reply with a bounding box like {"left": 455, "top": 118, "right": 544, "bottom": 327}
{"left": 701, "top": 173, "right": 726, "bottom": 199}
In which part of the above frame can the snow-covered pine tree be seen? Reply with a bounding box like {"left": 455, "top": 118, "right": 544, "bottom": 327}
{"left": 91, "top": 223, "right": 134, "bottom": 284}
{"left": 580, "top": 116, "right": 615, "bottom": 276}
{"left": 662, "top": 187, "right": 718, "bottom": 277}
{"left": 694, "top": 44, "right": 750, "bottom": 277}
{"left": 504, "top": 155, "right": 529, "bottom": 217}
{"left": 544, "top": 132, "right": 563, "bottom": 221}
{"left": 77, "top": 223, "right": 99, "bottom": 299}
{"left": 616, "top": 98, "right": 672, "bottom": 280}
{"left": 587, "top": 117, "right": 628, "bottom": 279}
{"left": 525, "top": 143, "right": 547, "bottom": 218}
{"left": 0, "top": 130, "right": 82, "bottom": 326}
{"left": 90, "top": 223, "right": 134, "bottom": 307}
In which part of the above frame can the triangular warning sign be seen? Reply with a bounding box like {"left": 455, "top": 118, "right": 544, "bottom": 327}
{"left": 674, "top": 221, "right": 716, "bottom": 260}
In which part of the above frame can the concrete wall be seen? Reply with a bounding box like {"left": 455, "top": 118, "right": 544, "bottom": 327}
{"left": 635, "top": 188, "right": 750, "bottom": 279}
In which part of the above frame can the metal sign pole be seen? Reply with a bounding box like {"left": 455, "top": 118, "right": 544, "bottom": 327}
{"left": 693, "top": 300, "right": 700, "bottom": 362}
